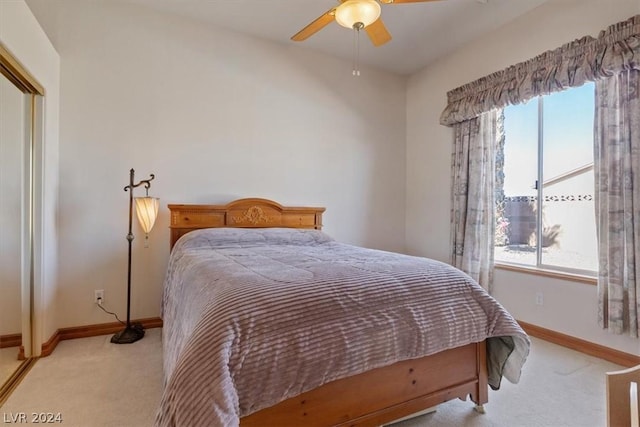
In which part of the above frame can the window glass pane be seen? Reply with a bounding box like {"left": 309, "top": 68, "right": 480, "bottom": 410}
{"left": 540, "top": 82, "right": 597, "bottom": 271}
{"left": 495, "top": 98, "right": 538, "bottom": 266}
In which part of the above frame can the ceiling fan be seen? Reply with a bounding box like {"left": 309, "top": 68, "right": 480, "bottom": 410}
{"left": 291, "top": 0, "right": 443, "bottom": 47}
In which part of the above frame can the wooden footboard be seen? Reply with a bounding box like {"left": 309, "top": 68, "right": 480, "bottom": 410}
{"left": 241, "top": 341, "right": 488, "bottom": 427}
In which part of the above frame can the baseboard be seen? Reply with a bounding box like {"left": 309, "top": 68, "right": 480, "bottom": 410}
{"left": 33, "top": 317, "right": 638, "bottom": 367}
{"left": 518, "top": 320, "right": 640, "bottom": 368}
{"left": 0, "top": 333, "right": 21, "bottom": 349}
{"left": 40, "top": 317, "right": 163, "bottom": 357}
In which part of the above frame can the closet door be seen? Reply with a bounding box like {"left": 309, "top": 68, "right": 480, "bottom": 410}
{"left": 0, "top": 64, "right": 27, "bottom": 388}
{"left": 0, "top": 42, "right": 43, "bottom": 404}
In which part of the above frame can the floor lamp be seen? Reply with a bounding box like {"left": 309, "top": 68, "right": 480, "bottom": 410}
{"left": 111, "top": 168, "right": 159, "bottom": 344}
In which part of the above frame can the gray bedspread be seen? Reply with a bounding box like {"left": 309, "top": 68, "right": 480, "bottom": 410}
{"left": 155, "top": 228, "right": 529, "bottom": 427}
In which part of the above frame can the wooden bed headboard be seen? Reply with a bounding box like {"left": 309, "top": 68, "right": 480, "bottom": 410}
{"left": 168, "top": 198, "right": 325, "bottom": 250}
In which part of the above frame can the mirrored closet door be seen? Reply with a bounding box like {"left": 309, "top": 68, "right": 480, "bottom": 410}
{"left": 0, "top": 65, "right": 26, "bottom": 386}
{"left": 0, "top": 43, "right": 43, "bottom": 403}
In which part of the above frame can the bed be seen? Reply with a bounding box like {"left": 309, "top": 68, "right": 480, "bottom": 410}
{"left": 156, "top": 198, "right": 529, "bottom": 427}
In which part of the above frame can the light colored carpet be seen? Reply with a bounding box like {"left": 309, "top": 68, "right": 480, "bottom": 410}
{"left": 1, "top": 329, "right": 163, "bottom": 427}
{"left": 0, "top": 347, "right": 22, "bottom": 386}
{"left": 0, "top": 329, "right": 623, "bottom": 427}
{"left": 392, "top": 337, "right": 621, "bottom": 427}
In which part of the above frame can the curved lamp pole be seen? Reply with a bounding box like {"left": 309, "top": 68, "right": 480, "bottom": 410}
{"left": 111, "top": 168, "right": 158, "bottom": 344}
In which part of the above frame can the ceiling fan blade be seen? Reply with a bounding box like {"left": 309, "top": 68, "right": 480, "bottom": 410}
{"left": 365, "top": 18, "right": 392, "bottom": 47}
{"left": 379, "top": 0, "right": 442, "bottom": 3}
{"left": 291, "top": 8, "right": 336, "bottom": 42}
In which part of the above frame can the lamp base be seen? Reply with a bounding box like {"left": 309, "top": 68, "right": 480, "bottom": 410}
{"left": 111, "top": 323, "right": 145, "bottom": 344}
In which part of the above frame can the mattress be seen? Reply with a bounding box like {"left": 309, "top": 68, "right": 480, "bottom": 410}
{"left": 155, "top": 227, "right": 529, "bottom": 426}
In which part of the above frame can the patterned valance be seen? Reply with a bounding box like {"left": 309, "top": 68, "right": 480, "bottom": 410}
{"left": 440, "top": 15, "right": 640, "bottom": 126}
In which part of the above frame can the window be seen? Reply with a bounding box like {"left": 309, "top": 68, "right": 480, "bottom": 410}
{"left": 494, "top": 82, "right": 597, "bottom": 275}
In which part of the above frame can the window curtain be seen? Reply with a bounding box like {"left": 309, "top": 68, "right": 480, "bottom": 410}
{"left": 440, "top": 15, "right": 640, "bottom": 126}
{"left": 441, "top": 15, "right": 640, "bottom": 334}
{"left": 450, "top": 110, "right": 499, "bottom": 291}
{"left": 594, "top": 69, "right": 640, "bottom": 337}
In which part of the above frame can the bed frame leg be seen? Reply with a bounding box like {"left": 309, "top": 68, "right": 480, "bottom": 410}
{"left": 471, "top": 340, "right": 488, "bottom": 415}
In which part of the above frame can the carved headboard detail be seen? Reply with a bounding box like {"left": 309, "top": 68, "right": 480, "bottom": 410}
{"left": 231, "top": 206, "right": 274, "bottom": 226}
{"left": 167, "top": 198, "right": 325, "bottom": 250}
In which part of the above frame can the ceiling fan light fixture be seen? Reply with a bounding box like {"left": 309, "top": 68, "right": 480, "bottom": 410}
{"left": 335, "top": 0, "right": 381, "bottom": 29}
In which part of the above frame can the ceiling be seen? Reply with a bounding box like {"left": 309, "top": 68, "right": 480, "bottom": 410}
{"left": 26, "top": 0, "right": 536, "bottom": 76}
{"left": 118, "top": 0, "right": 549, "bottom": 75}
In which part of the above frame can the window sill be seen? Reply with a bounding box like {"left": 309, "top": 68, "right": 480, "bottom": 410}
{"left": 494, "top": 262, "right": 597, "bottom": 286}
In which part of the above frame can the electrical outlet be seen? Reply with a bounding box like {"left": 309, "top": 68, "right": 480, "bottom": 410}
{"left": 94, "top": 289, "right": 104, "bottom": 305}
{"left": 535, "top": 292, "right": 544, "bottom": 306}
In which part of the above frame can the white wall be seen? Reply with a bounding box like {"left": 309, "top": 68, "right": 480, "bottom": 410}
{"left": 26, "top": 0, "right": 639, "bottom": 356}
{"left": 407, "top": 0, "right": 640, "bottom": 355}
{"left": 0, "top": 0, "right": 60, "bottom": 353}
{"left": 25, "top": 0, "right": 407, "bottom": 330}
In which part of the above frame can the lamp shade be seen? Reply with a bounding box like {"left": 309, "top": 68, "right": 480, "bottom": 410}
{"left": 335, "top": 0, "right": 381, "bottom": 29}
{"left": 134, "top": 196, "right": 159, "bottom": 234}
